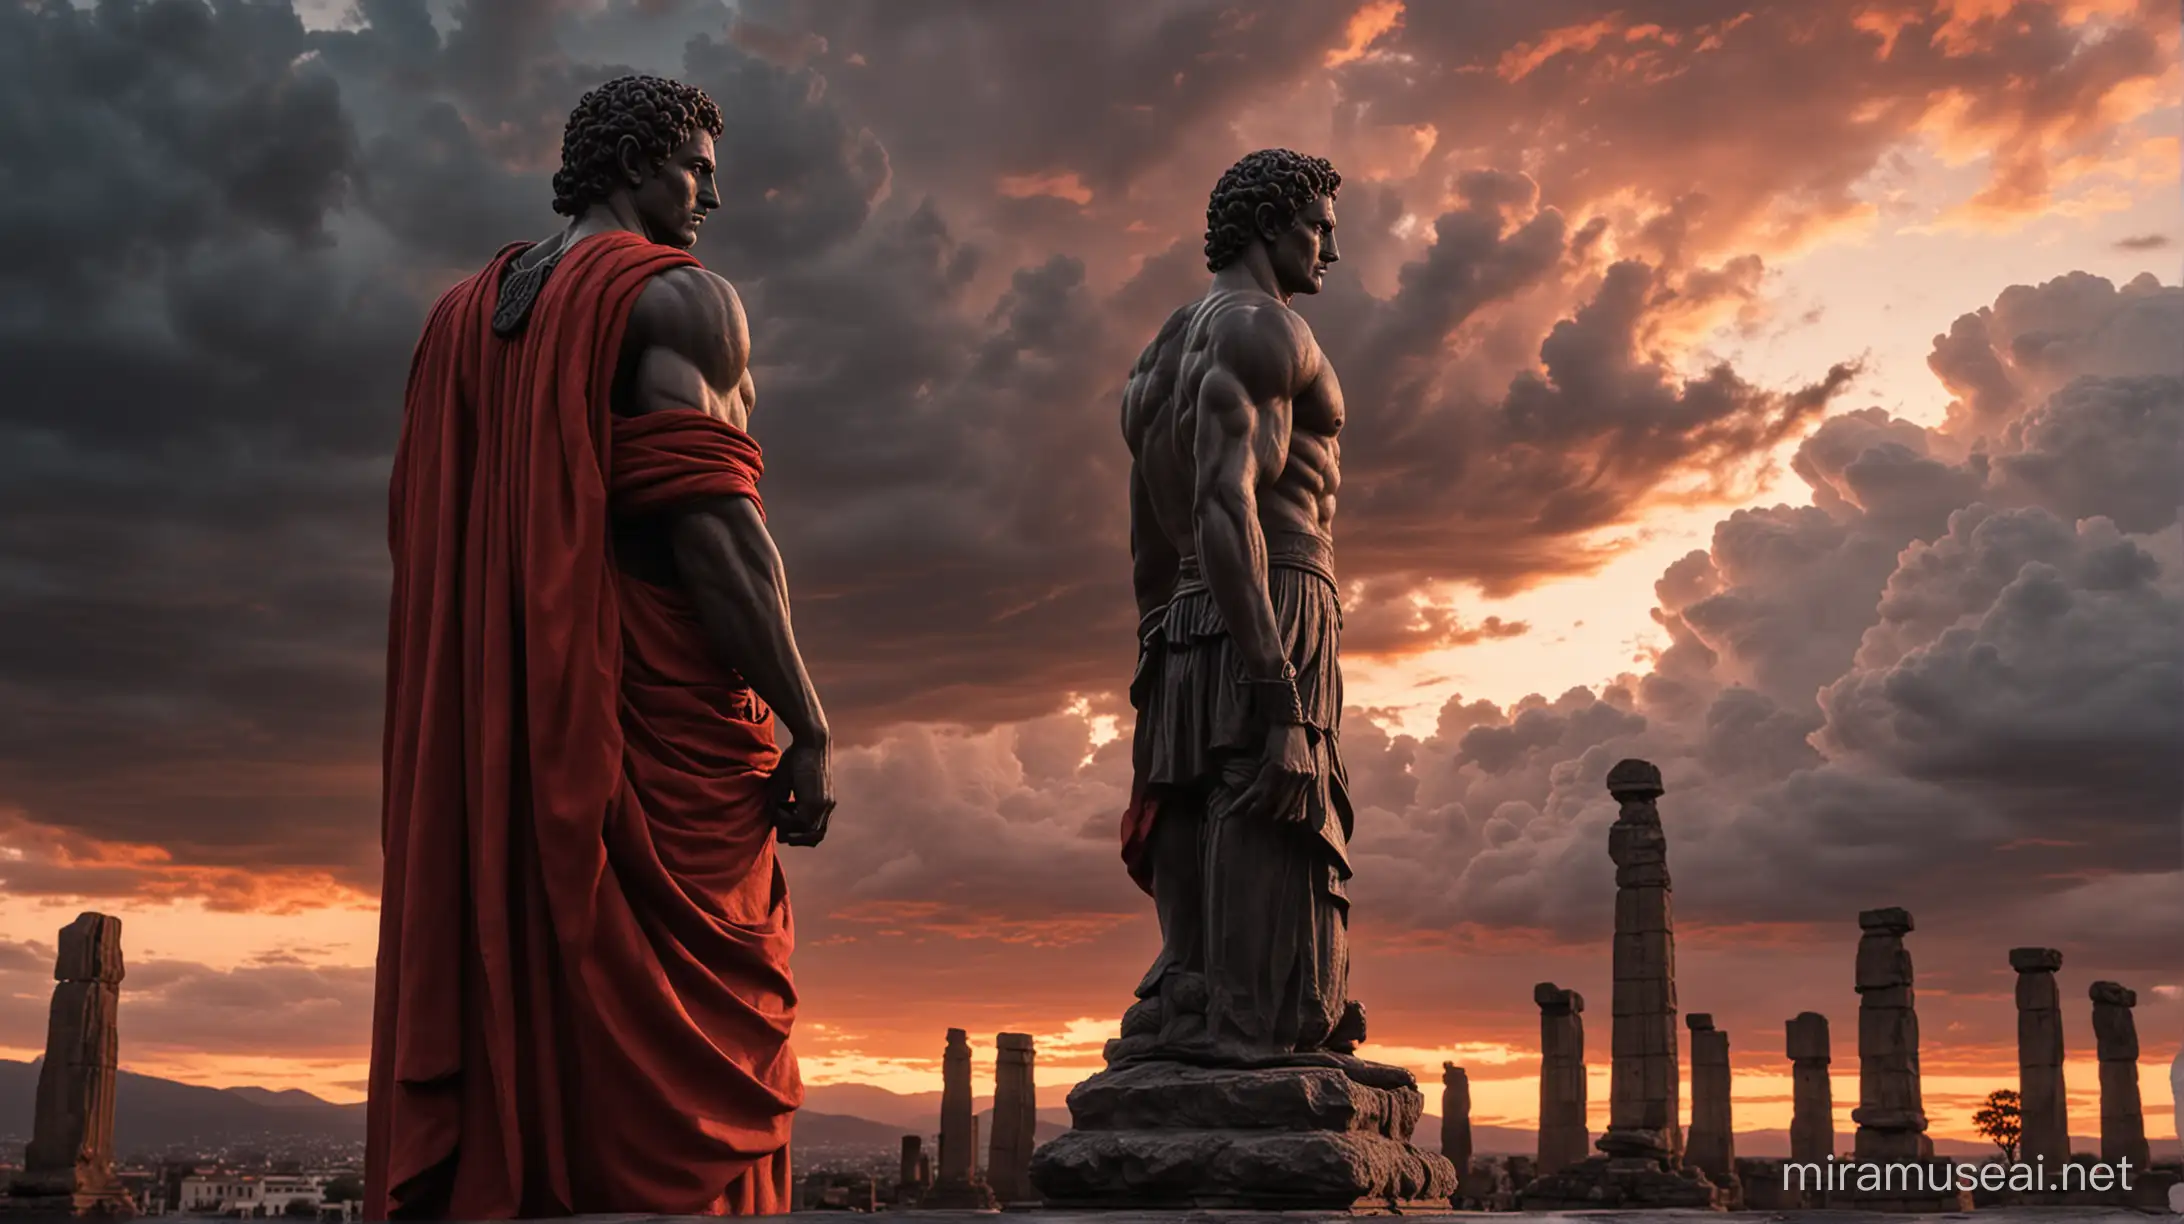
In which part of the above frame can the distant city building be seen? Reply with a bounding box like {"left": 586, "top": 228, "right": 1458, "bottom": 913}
{"left": 177, "top": 1172, "right": 329, "bottom": 1217}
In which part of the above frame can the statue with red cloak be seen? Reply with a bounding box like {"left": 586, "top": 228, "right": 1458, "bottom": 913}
{"left": 366, "top": 74, "right": 835, "bottom": 1220}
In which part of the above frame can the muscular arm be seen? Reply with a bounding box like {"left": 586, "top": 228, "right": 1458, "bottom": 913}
{"left": 1192, "top": 305, "right": 1316, "bottom": 681}
{"left": 628, "top": 267, "right": 829, "bottom": 746}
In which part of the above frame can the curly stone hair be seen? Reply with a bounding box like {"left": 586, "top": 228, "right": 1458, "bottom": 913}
{"left": 1203, "top": 149, "right": 1342, "bottom": 272}
{"left": 551, "top": 75, "right": 725, "bottom": 217}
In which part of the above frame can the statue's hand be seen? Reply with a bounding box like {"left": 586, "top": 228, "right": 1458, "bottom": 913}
{"left": 771, "top": 738, "right": 835, "bottom": 847}
{"left": 1237, "top": 723, "right": 1315, "bottom": 824}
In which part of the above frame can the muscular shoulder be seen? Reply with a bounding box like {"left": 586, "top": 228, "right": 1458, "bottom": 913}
{"left": 626, "top": 265, "right": 750, "bottom": 399}
{"left": 1122, "top": 305, "right": 1197, "bottom": 450}
{"left": 1204, "top": 297, "right": 1319, "bottom": 404}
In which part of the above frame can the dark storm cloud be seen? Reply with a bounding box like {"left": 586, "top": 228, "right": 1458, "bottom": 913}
{"left": 769, "top": 271, "right": 2183, "bottom": 1071}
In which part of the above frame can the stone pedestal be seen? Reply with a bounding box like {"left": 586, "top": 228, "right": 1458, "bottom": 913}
{"left": 1844, "top": 908, "right": 1967, "bottom": 1212}
{"left": 1439, "top": 1063, "right": 1471, "bottom": 1173}
{"left": 2011, "top": 947, "right": 2069, "bottom": 1168}
{"left": 5, "top": 914, "right": 135, "bottom": 1218}
{"left": 987, "top": 1033, "right": 1038, "bottom": 1203}
{"left": 1785, "top": 1012, "right": 1835, "bottom": 1162}
{"left": 1532, "top": 984, "right": 1588, "bottom": 1174}
{"left": 924, "top": 1028, "right": 997, "bottom": 1209}
{"left": 1685, "top": 1014, "right": 1739, "bottom": 1208}
{"left": 1028, "top": 1058, "right": 1457, "bottom": 1209}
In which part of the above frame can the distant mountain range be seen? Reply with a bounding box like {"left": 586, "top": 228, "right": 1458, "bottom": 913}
{"left": 6, "top": 1060, "right": 2168, "bottom": 1163}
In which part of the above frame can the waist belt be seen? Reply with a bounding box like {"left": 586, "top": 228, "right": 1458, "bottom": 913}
{"left": 1171, "top": 530, "right": 1336, "bottom": 595}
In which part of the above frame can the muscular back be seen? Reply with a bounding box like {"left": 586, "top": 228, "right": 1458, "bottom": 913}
{"left": 1123, "top": 289, "right": 1344, "bottom": 615}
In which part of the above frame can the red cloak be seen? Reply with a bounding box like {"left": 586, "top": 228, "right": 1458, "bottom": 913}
{"left": 367, "top": 230, "right": 799, "bottom": 1219}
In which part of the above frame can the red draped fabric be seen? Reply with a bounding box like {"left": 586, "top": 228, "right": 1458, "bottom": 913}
{"left": 1120, "top": 781, "right": 1160, "bottom": 897}
{"left": 367, "top": 230, "right": 798, "bottom": 1220}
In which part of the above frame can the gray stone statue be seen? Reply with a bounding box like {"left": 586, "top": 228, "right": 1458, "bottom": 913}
{"left": 1030, "top": 150, "right": 1452, "bottom": 1210}
{"left": 1112, "top": 145, "right": 1361, "bottom": 1067}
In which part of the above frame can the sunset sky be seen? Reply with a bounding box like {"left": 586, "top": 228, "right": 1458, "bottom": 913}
{"left": 1, "top": 0, "right": 2179, "bottom": 1150}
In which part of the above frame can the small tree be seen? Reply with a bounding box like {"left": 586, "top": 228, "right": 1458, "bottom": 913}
{"left": 320, "top": 1176, "right": 363, "bottom": 1205}
{"left": 1973, "top": 1088, "right": 2022, "bottom": 1163}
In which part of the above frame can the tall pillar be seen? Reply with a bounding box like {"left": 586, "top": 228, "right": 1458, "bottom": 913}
{"left": 987, "top": 1033, "right": 1038, "bottom": 1202}
{"left": 10, "top": 913, "right": 134, "bottom": 1216}
{"left": 1851, "top": 908, "right": 1927, "bottom": 1161}
{"left": 924, "top": 1028, "right": 997, "bottom": 1208}
{"left": 2010, "top": 947, "right": 2068, "bottom": 1168}
{"left": 1440, "top": 1063, "right": 1473, "bottom": 1172}
{"left": 1597, "top": 758, "right": 1681, "bottom": 1163}
{"left": 2088, "top": 982, "right": 2148, "bottom": 1169}
{"left": 939, "top": 1028, "right": 974, "bottom": 1179}
{"left": 1534, "top": 984, "right": 1588, "bottom": 1173}
{"left": 1785, "top": 1012, "right": 1835, "bottom": 1161}
{"left": 1684, "top": 1014, "right": 1735, "bottom": 1189}
{"left": 1514, "top": 764, "right": 1716, "bottom": 1212}
{"left": 898, "top": 1135, "right": 923, "bottom": 1201}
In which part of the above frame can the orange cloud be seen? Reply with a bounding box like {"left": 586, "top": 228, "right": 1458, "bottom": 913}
{"left": 997, "top": 171, "right": 1093, "bottom": 205}
{"left": 0, "top": 814, "right": 372, "bottom": 914}
{"left": 1326, "top": 0, "right": 1405, "bottom": 67}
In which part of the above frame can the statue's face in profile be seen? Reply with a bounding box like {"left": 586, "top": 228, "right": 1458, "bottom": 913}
{"left": 629, "top": 129, "right": 720, "bottom": 250}
{"left": 1266, "top": 194, "right": 1339, "bottom": 296}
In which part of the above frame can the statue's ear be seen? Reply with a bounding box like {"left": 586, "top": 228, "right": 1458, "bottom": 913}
{"left": 616, "top": 134, "right": 648, "bottom": 188}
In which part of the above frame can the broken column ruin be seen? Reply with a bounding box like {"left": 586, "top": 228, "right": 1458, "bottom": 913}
{"left": 986, "top": 1033, "right": 1038, "bottom": 1203}
{"left": 1441, "top": 1063, "right": 1473, "bottom": 1172}
{"left": 1852, "top": 908, "right": 1927, "bottom": 1162}
{"left": 1533, "top": 984, "right": 1588, "bottom": 1173}
{"left": 922, "top": 1028, "right": 996, "bottom": 1208}
{"left": 1598, "top": 759, "right": 1681, "bottom": 1165}
{"left": 1845, "top": 907, "right": 1967, "bottom": 1210}
{"left": 2089, "top": 981, "right": 2148, "bottom": 1170}
{"left": 897, "top": 1135, "right": 927, "bottom": 1203}
{"left": 1684, "top": 1014, "right": 1737, "bottom": 1205}
{"left": 1518, "top": 761, "right": 1715, "bottom": 1210}
{"left": 2011, "top": 948, "right": 2069, "bottom": 1168}
{"left": 1786, "top": 1012, "right": 1835, "bottom": 1161}
{"left": 941, "top": 1028, "right": 973, "bottom": 1178}
{"left": 7, "top": 913, "right": 135, "bottom": 1217}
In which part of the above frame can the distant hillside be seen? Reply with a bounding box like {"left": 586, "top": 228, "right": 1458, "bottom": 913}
{"left": 7, "top": 1062, "right": 2167, "bottom": 1163}
{"left": 0, "top": 1060, "right": 364, "bottom": 1153}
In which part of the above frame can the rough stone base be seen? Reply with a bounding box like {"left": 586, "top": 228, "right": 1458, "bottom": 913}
{"left": 1028, "top": 1059, "right": 1456, "bottom": 1210}
{"left": 1516, "top": 1154, "right": 1722, "bottom": 1211}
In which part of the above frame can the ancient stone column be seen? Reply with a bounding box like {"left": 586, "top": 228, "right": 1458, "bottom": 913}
{"left": 11, "top": 913, "right": 133, "bottom": 1215}
{"left": 2089, "top": 981, "right": 2148, "bottom": 1169}
{"left": 986, "top": 1033, "right": 1038, "bottom": 1202}
{"left": 1597, "top": 759, "right": 1681, "bottom": 1164}
{"left": 939, "top": 1028, "right": 975, "bottom": 1180}
{"left": 899, "top": 1135, "right": 923, "bottom": 1197}
{"left": 2011, "top": 947, "right": 2068, "bottom": 1168}
{"left": 1851, "top": 908, "right": 1928, "bottom": 1161}
{"left": 924, "top": 1028, "right": 997, "bottom": 1208}
{"left": 1534, "top": 984, "right": 1589, "bottom": 1173}
{"left": 1684, "top": 1014, "right": 1735, "bottom": 1188}
{"left": 1441, "top": 1063, "right": 1473, "bottom": 1171}
{"left": 1786, "top": 1012, "right": 1836, "bottom": 1161}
